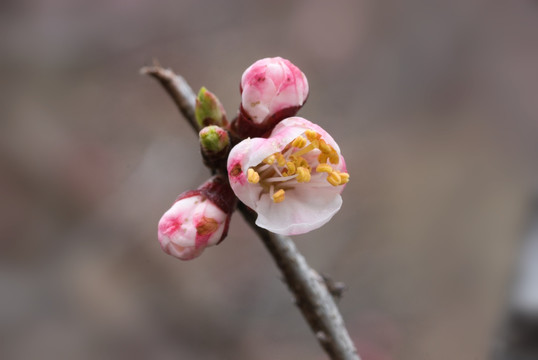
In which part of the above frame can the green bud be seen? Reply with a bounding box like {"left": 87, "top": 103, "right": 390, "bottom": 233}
{"left": 195, "top": 87, "right": 227, "bottom": 127}
{"left": 199, "top": 126, "right": 230, "bottom": 154}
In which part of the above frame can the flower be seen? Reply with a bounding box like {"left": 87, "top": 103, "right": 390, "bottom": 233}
{"left": 234, "top": 57, "right": 309, "bottom": 137}
{"left": 158, "top": 176, "right": 235, "bottom": 260}
{"left": 227, "top": 117, "right": 349, "bottom": 235}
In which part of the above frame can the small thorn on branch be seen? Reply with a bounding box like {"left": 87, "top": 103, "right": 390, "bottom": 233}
{"left": 322, "top": 273, "right": 347, "bottom": 301}
{"left": 317, "top": 331, "right": 329, "bottom": 343}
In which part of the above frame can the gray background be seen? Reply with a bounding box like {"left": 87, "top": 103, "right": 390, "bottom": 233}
{"left": 2, "top": 0, "right": 538, "bottom": 359}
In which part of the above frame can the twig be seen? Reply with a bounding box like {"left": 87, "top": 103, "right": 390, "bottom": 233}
{"left": 140, "top": 63, "right": 199, "bottom": 133}
{"left": 142, "top": 62, "right": 361, "bottom": 360}
{"left": 238, "top": 203, "right": 360, "bottom": 360}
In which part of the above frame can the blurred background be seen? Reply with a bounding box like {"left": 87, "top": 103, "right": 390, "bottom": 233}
{"left": 2, "top": 0, "right": 538, "bottom": 359}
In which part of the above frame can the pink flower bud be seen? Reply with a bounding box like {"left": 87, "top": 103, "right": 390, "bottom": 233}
{"left": 234, "top": 57, "right": 309, "bottom": 138}
{"left": 227, "top": 117, "right": 348, "bottom": 235}
{"left": 158, "top": 176, "right": 236, "bottom": 260}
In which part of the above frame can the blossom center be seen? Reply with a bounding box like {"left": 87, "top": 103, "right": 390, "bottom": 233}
{"left": 247, "top": 130, "right": 349, "bottom": 203}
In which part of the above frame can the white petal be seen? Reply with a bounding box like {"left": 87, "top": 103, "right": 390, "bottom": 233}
{"left": 254, "top": 181, "right": 343, "bottom": 235}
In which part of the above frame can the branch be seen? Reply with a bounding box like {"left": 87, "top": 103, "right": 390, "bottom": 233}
{"left": 140, "top": 63, "right": 199, "bottom": 133}
{"left": 142, "top": 63, "right": 360, "bottom": 360}
{"left": 238, "top": 203, "right": 360, "bottom": 360}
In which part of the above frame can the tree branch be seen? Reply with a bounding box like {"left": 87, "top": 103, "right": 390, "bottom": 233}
{"left": 140, "top": 63, "right": 199, "bottom": 133}
{"left": 238, "top": 203, "right": 360, "bottom": 360}
{"left": 142, "top": 63, "right": 360, "bottom": 360}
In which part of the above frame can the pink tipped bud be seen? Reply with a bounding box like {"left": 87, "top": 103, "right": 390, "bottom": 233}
{"left": 234, "top": 57, "right": 309, "bottom": 138}
{"left": 158, "top": 195, "right": 226, "bottom": 260}
{"left": 157, "top": 176, "right": 236, "bottom": 260}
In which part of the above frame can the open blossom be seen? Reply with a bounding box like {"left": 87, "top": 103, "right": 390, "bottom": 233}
{"left": 235, "top": 57, "right": 309, "bottom": 137}
{"left": 227, "top": 117, "right": 349, "bottom": 235}
{"left": 157, "top": 176, "right": 235, "bottom": 260}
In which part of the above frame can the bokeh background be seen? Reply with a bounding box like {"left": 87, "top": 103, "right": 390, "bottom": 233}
{"left": 2, "top": 0, "right": 538, "bottom": 359}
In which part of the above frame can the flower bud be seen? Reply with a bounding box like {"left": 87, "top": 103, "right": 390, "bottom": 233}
{"left": 199, "top": 126, "right": 231, "bottom": 169}
{"left": 234, "top": 57, "right": 309, "bottom": 138}
{"left": 200, "top": 126, "right": 230, "bottom": 154}
{"left": 158, "top": 176, "right": 236, "bottom": 260}
{"left": 195, "top": 87, "right": 228, "bottom": 128}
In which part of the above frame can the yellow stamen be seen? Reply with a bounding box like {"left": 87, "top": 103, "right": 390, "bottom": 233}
{"left": 293, "top": 141, "right": 317, "bottom": 158}
{"left": 318, "top": 139, "right": 332, "bottom": 154}
{"left": 328, "top": 151, "right": 340, "bottom": 165}
{"left": 286, "top": 161, "right": 296, "bottom": 175}
{"left": 291, "top": 136, "right": 307, "bottom": 148}
{"left": 305, "top": 130, "right": 321, "bottom": 142}
{"left": 318, "top": 153, "right": 329, "bottom": 164}
{"left": 290, "top": 155, "right": 309, "bottom": 170}
{"left": 275, "top": 153, "right": 286, "bottom": 167}
{"left": 316, "top": 163, "right": 333, "bottom": 173}
{"left": 247, "top": 168, "right": 260, "bottom": 184}
{"left": 296, "top": 167, "right": 311, "bottom": 182}
{"left": 339, "top": 172, "right": 350, "bottom": 184}
{"left": 273, "top": 189, "right": 285, "bottom": 203}
{"left": 327, "top": 171, "right": 341, "bottom": 186}
{"left": 263, "top": 154, "right": 275, "bottom": 165}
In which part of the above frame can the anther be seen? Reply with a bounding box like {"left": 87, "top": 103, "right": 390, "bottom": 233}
{"left": 318, "top": 139, "right": 332, "bottom": 154}
{"left": 292, "top": 136, "right": 307, "bottom": 148}
{"left": 318, "top": 153, "right": 329, "bottom": 164}
{"left": 273, "top": 189, "right": 285, "bottom": 203}
{"left": 316, "top": 163, "right": 333, "bottom": 173}
{"left": 305, "top": 130, "right": 321, "bottom": 142}
{"left": 296, "top": 167, "right": 311, "bottom": 182}
{"left": 292, "top": 155, "right": 309, "bottom": 169}
{"left": 247, "top": 168, "right": 260, "bottom": 184}
{"left": 328, "top": 151, "right": 340, "bottom": 165}
{"left": 286, "top": 161, "right": 296, "bottom": 175}
{"left": 327, "top": 171, "right": 342, "bottom": 186}
{"left": 263, "top": 154, "right": 275, "bottom": 165}
{"left": 275, "top": 153, "right": 286, "bottom": 167}
{"left": 339, "top": 172, "right": 350, "bottom": 184}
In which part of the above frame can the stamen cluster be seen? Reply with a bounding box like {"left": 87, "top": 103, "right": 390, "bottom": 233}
{"left": 246, "top": 130, "right": 349, "bottom": 204}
